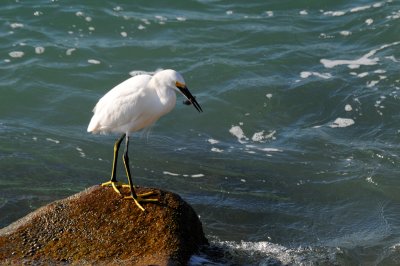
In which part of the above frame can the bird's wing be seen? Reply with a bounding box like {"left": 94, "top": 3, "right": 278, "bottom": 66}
{"left": 88, "top": 75, "right": 153, "bottom": 133}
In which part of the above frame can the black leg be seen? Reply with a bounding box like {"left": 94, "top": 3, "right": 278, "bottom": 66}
{"left": 122, "top": 135, "right": 138, "bottom": 199}
{"left": 119, "top": 135, "right": 158, "bottom": 212}
{"left": 101, "top": 134, "right": 127, "bottom": 194}
{"left": 110, "top": 134, "right": 126, "bottom": 182}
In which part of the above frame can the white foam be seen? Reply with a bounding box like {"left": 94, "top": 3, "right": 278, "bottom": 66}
{"left": 324, "top": 11, "right": 346, "bottom": 16}
{"left": 245, "top": 144, "right": 282, "bottom": 154}
{"left": 323, "top": 3, "right": 382, "bottom": 18}
{"left": 138, "top": 24, "right": 146, "bottom": 30}
{"left": 141, "top": 19, "right": 151, "bottom": 25}
{"left": 340, "top": 30, "right": 352, "bottom": 36}
{"left": 299, "top": 10, "right": 308, "bottom": 15}
{"left": 300, "top": 72, "right": 312, "bottom": 78}
{"left": 252, "top": 131, "right": 266, "bottom": 142}
{"left": 9, "top": 51, "right": 24, "bottom": 58}
{"left": 226, "top": 10, "right": 234, "bottom": 15}
{"left": 261, "top": 148, "right": 282, "bottom": 152}
{"left": 207, "top": 138, "right": 219, "bottom": 144}
{"left": 370, "top": 41, "right": 400, "bottom": 55}
{"left": 176, "top": 16, "right": 186, "bottom": 21}
{"left": 88, "top": 59, "right": 101, "bottom": 64}
{"left": 46, "top": 138, "right": 60, "bottom": 144}
{"left": 387, "top": 10, "right": 400, "bottom": 20}
{"left": 265, "top": 93, "right": 273, "bottom": 99}
{"left": 366, "top": 176, "right": 378, "bottom": 185}
{"left": 10, "top": 23, "right": 24, "bottom": 29}
{"left": 215, "top": 240, "right": 316, "bottom": 265}
{"left": 374, "top": 69, "right": 386, "bottom": 74}
{"left": 251, "top": 130, "right": 276, "bottom": 142}
{"left": 319, "top": 33, "right": 334, "bottom": 39}
{"left": 35, "top": 46, "right": 45, "bottom": 54}
{"left": 163, "top": 171, "right": 180, "bottom": 176}
{"left": 330, "top": 118, "right": 355, "bottom": 128}
{"left": 347, "top": 63, "right": 363, "bottom": 69}
{"left": 66, "top": 48, "right": 76, "bottom": 56}
{"left": 365, "top": 18, "right": 374, "bottom": 25}
{"left": 155, "top": 15, "right": 167, "bottom": 22}
{"left": 76, "top": 147, "right": 86, "bottom": 158}
{"left": 265, "top": 11, "right": 274, "bottom": 17}
{"left": 367, "top": 80, "right": 379, "bottom": 87}
{"left": 300, "top": 71, "right": 332, "bottom": 79}
{"left": 120, "top": 31, "right": 127, "bottom": 37}
{"left": 229, "top": 125, "right": 248, "bottom": 143}
{"left": 345, "top": 104, "right": 353, "bottom": 112}
{"left": 245, "top": 144, "right": 256, "bottom": 149}
{"left": 350, "top": 5, "right": 371, "bottom": 13}
{"left": 358, "top": 72, "right": 369, "bottom": 78}
{"left": 321, "top": 57, "right": 378, "bottom": 69}
{"left": 191, "top": 174, "right": 204, "bottom": 178}
{"left": 385, "top": 56, "right": 399, "bottom": 62}
{"left": 211, "top": 147, "right": 224, "bottom": 153}
{"left": 321, "top": 41, "right": 400, "bottom": 69}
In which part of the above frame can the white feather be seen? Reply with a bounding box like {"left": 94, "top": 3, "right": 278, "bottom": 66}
{"left": 87, "top": 69, "right": 185, "bottom": 135}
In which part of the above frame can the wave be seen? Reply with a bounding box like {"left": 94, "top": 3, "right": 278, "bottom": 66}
{"left": 190, "top": 238, "right": 341, "bottom": 265}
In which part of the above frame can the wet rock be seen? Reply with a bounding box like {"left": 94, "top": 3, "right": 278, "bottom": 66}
{"left": 0, "top": 185, "right": 208, "bottom": 265}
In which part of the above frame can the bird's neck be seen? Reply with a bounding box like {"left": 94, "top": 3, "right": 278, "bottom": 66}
{"left": 151, "top": 83, "right": 176, "bottom": 112}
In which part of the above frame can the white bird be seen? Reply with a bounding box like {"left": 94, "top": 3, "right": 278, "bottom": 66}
{"left": 87, "top": 69, "right": 202, "bottom": 211}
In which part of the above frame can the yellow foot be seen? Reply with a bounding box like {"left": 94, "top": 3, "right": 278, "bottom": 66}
{"left": 124, "top": 191, "right": 158, "bottom": 212}
{"left": 101, "top": 181, "right": 128, "bottom": 195}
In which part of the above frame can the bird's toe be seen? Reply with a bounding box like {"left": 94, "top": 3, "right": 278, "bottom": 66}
{"left": 101, "top": 180, "right": 128, "bottom": 195}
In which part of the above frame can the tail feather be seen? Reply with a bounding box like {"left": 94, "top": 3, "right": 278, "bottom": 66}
{"left": 87, "top": 116, "right": 99, "bottom": 133}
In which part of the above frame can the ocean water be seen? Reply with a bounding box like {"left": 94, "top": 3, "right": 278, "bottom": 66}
{"left": 1, "top": 0, "right": 400, "bottom": 264}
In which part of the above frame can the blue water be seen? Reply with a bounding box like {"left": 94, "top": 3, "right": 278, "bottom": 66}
{"left": 1, "top": 0, "right": 400, "bottom": 264}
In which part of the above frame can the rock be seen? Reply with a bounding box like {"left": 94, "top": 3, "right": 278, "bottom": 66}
{"left": 0, "top": 185, "right": 208, "bottom": 265}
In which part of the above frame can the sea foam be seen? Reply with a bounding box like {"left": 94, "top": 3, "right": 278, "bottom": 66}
{"left": 229, "top": 125, "right": 248, "bottom": 143}
{"left": 330, "top": 118, "right": 355, "bottom": 128}
{"left": 321, "top": 41, "right": 400, "bottom": 69}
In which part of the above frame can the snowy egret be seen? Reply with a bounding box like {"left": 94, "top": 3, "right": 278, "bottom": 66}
{"left": 87, "top": 69, "right": 202, "bottom": 211}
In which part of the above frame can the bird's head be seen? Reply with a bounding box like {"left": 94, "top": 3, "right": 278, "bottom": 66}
{"left": 156, "top": 69, "right": 203, "bottom": 112}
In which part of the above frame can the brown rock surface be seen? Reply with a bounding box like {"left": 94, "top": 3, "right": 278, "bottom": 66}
{"left": 0, "top": 185, "right": 208, "bottom": 265}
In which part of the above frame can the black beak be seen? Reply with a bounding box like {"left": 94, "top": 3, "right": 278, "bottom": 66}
{"left": 178, "top": 86, "right": 203, "bottom": 113}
